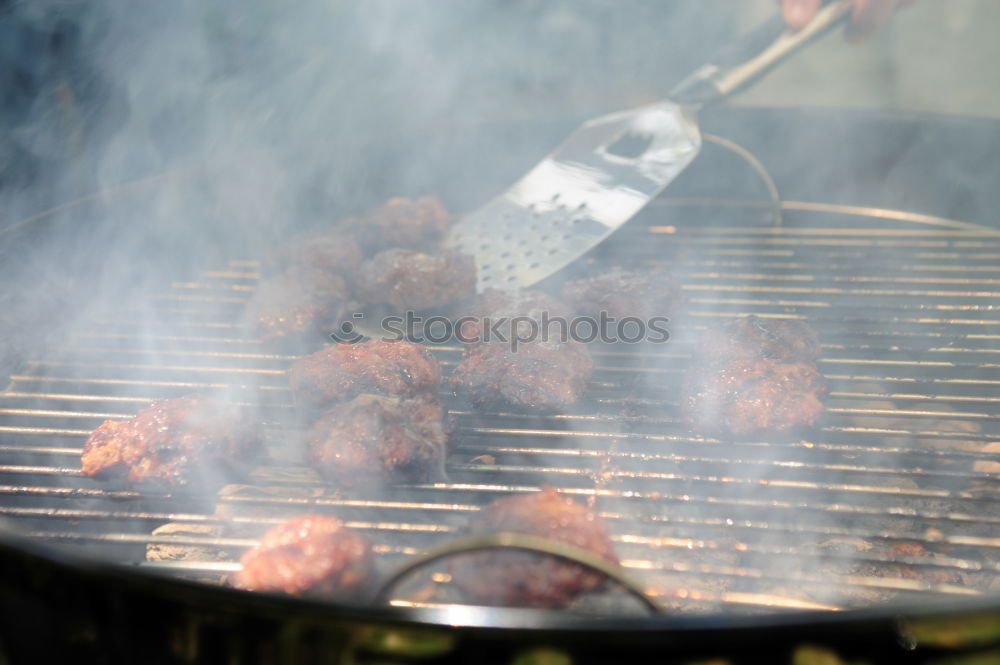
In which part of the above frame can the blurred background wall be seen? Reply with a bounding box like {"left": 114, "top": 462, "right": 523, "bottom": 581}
{"left": 738, "top": 0, "right": 1000, "bottom": 117}
{"left": 0, "top": 0, "right": 996, "bottom": 221}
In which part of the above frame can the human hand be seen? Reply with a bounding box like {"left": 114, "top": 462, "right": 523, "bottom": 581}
{"left": 780, "top": 0, "right": 911, "bottom": 42}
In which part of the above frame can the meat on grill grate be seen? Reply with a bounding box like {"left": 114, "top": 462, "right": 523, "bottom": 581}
{"left": 81, "top": 393, "right": 263, "bottom": 490}
{"left": 696, "top": 315, "right": 821, "bottom": 365}
{"left": 231, "top": 515, "right": 374, "bottom": 599}
{"left": 451, "top": 337, "right": 593, "bottom": 409}
{"left": 4, "top": 197, "right": 999, "bottom": 616}
{"left": 336, "top": 196, "right": 452, "bottom": 254}
{"left": 307, "top": 393, "right": 450, "bottom": 487}
{"left": 451, "top": 289, "right": 593, "bottom": 409}
{"left": 290, "top": 340, "right": 443, "bottom": 408}
{"left": 244, "top": 266, "right": 351, "bottom": 343}
{"left": 449, "top": 487, "right": 620, "bottom": 609}
{"left": 353, "top": 248, "right": 476, "bottom": 312}
{"left": 682, "top": 315, "right": 827, "bottom": 437}
{"left": 264, "top": 233, "right": 363, "bottom": 279}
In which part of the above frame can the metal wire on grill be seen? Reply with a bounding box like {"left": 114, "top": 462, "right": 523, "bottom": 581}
{"left": 369, "top": 532, "right": 662, "bottom": 613}
{"left": 0, "top": 161, "right": 999, "bottom": 614}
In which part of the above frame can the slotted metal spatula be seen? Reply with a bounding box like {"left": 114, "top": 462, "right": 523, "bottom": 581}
{"left": 447, "top": 1, "right": 851, "bottom": 292}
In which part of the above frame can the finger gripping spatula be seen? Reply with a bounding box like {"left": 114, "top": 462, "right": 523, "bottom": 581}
{"left": 446, "top": 1, "right": 850, "bottom": 292}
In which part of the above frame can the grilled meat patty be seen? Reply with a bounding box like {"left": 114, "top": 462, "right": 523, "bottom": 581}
{"left": 450, "top": 487, "right": 619, "bottom": 609}
{"left": 560, "top": 266, "right": 682, "bottom": 321}
{"left": 245, "top": 266, "right": 350, "bottom": 343}
{"left": 231, "top": 515, "right": 374, "bottom": 599}
{"left": 81, "top": 394, "right": 263, "bottom": 489}
{"left": 698, "top": 315, "right": 821, "bottom": 365}
{"left": 450, "top": 290, "right": 593, "bottom": 409}
{"left": 307, "top": 393, "right": 449, "bottom": 486}
{"left": 290, "top": 340, "right": 442, "bottom": 407}
{"left": 354, "top": 248, "right": 476, "bottom": 312}
{"left": 451, "top": 338, "right": 593, "bottom": 409}
{"left": 337, "top": 196, "right": 451, "bottom": 253}
{"left": 264, "top": 232, "right": 363, "bottom": 278}
{"left": 683, "top": 357, "right": 827, "bottom": 437}
{"left": 682, "top": 315, "right": 826, "bottom": 437}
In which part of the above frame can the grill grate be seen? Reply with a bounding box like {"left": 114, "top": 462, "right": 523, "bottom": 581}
{"left": 1, "top": 198, "right": 999, "bottom": 615}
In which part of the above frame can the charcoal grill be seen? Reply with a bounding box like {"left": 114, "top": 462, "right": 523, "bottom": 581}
{"left": 1, "top": 107, "right": 999, "bottom": 664}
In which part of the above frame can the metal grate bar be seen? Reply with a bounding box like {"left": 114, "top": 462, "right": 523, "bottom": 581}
{"left": 1, "top": 202, "right": 999, "bottom": 615}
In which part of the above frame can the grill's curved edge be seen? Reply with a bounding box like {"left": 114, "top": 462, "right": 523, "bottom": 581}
{"left": 2, "top": 520, "right": 1000, "bottom": 662}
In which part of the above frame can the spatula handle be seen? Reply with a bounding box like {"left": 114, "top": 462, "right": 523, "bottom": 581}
{"left": 670, "top": 1, "right": 851, "bottom": 107}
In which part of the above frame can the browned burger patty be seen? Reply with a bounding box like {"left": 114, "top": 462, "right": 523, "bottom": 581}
{"left": 698, "top": 315, "right": 821, "bottom": 365}
{"left": 560, "top": 266, "right": 682, "bottom": 321}
{"left": 449, "top": 487, "right": 619, "bottom": 609}
{"left": 450, "top": 338, "right": 592, "bottom": 409}
{"left": 683, "top": 357, "right": 827, "bottom": 437}
{"left": 289, "top": 340, "right": 442, "bottom": 407}
{"left": 354, "top": 248, "right": 476, "bottom": 311}
{"left": 338, "top": 196, "right": 451, "bottom": 253}
{"left": 231, "top": 515, "right": 374, "bottom": 599}
{"left": 245, "top": 266, "right": 350, "bottom": 343}
{"left": 682, "top": 316, "right": 826, "bottom": 438}
{"left": 81, "top": 394, "right": 263, "bottom": 490}
{"left": 307, "top": 393, "right": 449, "bottom": 487}
{"left": 264, "top": 232, "right": 363, "bottom": 278}
{"left": 451, "top": 290, "right": 592, "bottom": 409}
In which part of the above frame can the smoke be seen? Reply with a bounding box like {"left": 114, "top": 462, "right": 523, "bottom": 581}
{"left": 0, "top": 0, "right": 739, "bottom": 380}
{"left": 80, "top": 0, "right": 740, "bottom": 229}
{"left": 4, "top": 0, "right": 988, "bottom": 618}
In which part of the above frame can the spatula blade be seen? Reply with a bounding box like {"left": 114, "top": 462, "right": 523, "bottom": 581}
{"left": 447, "top": 101, "right": 701, "bottom": 292}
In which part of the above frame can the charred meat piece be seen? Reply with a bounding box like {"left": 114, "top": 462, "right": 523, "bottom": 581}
{"left": 81, "top": 394, "right": 263, "bottom": 490}
{"left": 682, "top": 316, "right": 826, "bottom": 438}
{"left": 560, "top": 266, "right": 682, "bottom": 321}
{"left": 354, "top": 248, "right": 475, "bottom": 311}
{"left": 339, "top": 196, "right": 451, "bottom": 253}
{"left": 451, "top": 338, "right": 592, "bottom": 409}
{"left": 245, "top": 266, "right": 350, "bottom": 343}
{"left": 264, "top": 232, "right": 362, "bottom": 278}
{"left": 451, "top": 290, "right": 592, "bottom": 409}
{"left": 307, "top": 393, "right": 449, "bottom": 487}
{"left": 449, "top": 487, "right": 619, "bottom": 609}
{"left": 290, "top": 340, "right": 442, "bottom": 407}
{"left": 231, "top": 515, "right": 374, "bottom": 599}
{"left": 683, "top": 357, "right": 827, "bottom": 437}
{"left": 698, "top": 315, "right": 821, "bottom": 365}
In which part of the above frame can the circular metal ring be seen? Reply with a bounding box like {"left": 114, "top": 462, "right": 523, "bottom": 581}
{"left": 370, "top": 531, "right": 663, "bottom": 614}
{"left": 702, "top": 133, "right": 783, "bottom": 227}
